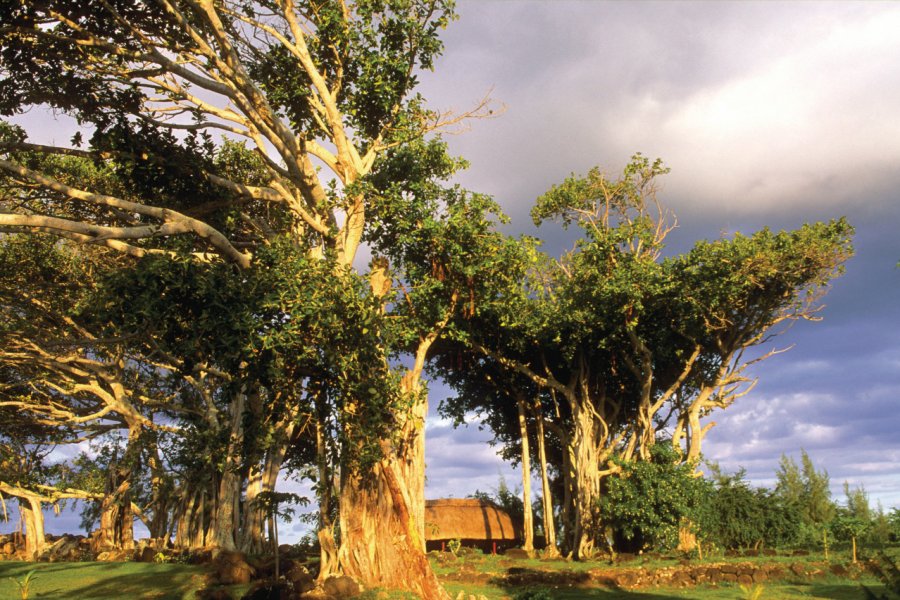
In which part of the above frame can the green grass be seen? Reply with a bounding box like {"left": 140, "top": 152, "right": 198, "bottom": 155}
{"left": 0, "top": 548, "right": 893, "bottom": 600}
{"left": 435, "top": 550, "right": 892, "bottom": 600}
{"left": 0, "top": 561, "right": 210, "bottom": 600}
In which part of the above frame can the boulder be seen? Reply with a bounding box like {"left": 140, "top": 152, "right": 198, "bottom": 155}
{"left": 323, "top": 575, "right": 360, "bottom": 598}
{"left": 214, "top": 550, "right": 255, "bottom": 585}
{"left": 283, "top": 561, "right": 316, "bottom": 594}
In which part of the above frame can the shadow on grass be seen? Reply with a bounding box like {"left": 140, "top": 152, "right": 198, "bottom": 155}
{"left": 0, "top": 561, "right": 206, "bottom": 600}
{"left": 485, "top": 568, "right": 688, "bottom": 600}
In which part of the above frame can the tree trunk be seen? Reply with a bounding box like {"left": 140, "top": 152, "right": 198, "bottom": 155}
{"left": 532, "top": 398, "right": 559, "bottom": 557}
{"left": 240, "top": 418, "right": 294, "bottom": 554}
{"left": 568, "top": 401, "right": 602, "bottom": 560}
{"left": 174, "top": 487, "right": 208, "bottom": 549}
{"left": 97, "top": 470, "right": 134, "bottom": 551}
{"left": 207, "top": 392, "right": 246, "bottom": 551}
{"left": 516, "top": 397, "right": 534, "bottom": 553}
{"left": 338, "top": 453, "right": 448, "bottom": 599}
{"left": 19, "top": 497, "right": 46, "bottom": 560}
{"left": 144, "top": 432, "right": 171, "bottom": 540}
{"left": 316, "top": 418, "right": 341, "bottom": 581}
{"left": 337, "top": 380, "right": 447, "bottom": 599}
{"left": 333, "top": 266, "right": 449, "bottom": 598}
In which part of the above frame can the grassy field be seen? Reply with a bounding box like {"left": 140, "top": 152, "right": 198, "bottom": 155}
{"left": 0, "top": 551, "right": 891, "bottom": 600}
{"left": 0, "top": 561, "right": 213, "bottom": 600}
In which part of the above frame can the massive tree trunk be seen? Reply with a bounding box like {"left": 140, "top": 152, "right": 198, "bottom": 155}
{"left": 532, "top": 398, "right": 559, "bottom": 556}
{"left": 96, "top": 477, "right": 134, "bottom": 551}
{"left": 333, "top": 266, "right": 450, "bottom": 598}
{"left": 568, "top": 401, "right": 602, "bottom": 560}
{"left": 338, "top": 393, "right": 446, "bottom": 598}
{"left": 338, "top": 442, "right": 447, "bottom": 599}
{"left": 516, "top": 396, "right": 534, "bottom": 553}
{"left": 174, "top": 487, "right": 207, "bottom": 549}
{"left": 19, "top": 496, "right": 46, "bottom": 560}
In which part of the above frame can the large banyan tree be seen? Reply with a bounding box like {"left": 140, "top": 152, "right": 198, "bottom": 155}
{"left": 443, "top": 156, "right": 853, "bottom": 559}
{"left": 0, "top": 1, "right": 504, "bottom": 597}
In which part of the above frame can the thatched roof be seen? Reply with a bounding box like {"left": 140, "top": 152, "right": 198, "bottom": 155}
{"left": 425, "top": 498, "right": 518, "bottom": 541}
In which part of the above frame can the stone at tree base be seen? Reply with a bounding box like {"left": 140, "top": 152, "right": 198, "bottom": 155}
{"left": 283, "top": 561, "right": 315, "bottom": 593}
{"left": 322, "top": 575, "right": 360, "bottom": 598}
{"left": 137, "top": 546, "right": 157, "bottom": 562}
{"left": 503, "top": 548, "right": 530, "bottom": 559}
{"left": 214, "top": 550, "right": 255, "bottom": 585}
{"left": 96, "top": 549, "right": 130, "bottom": 561}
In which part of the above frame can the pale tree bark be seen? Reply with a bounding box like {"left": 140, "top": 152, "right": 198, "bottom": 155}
{"left": 568, "top": 401, "right": 602, "bottom": 559}
{"left": 240, "top": 416, "right": 296, "bottom": 555}
{"left": 336, "top": 272, "right": 451, "bottom": 599}
{"left": 315, "top": 417, "right": 340, "bottom": 581}
{"left": 532, "top": 397, "right": 559, "bottom": 556}
{"left": 19, "top": 497, "right": 46, "bottom": 560}
{"left": 515, "top": 395, "right": 534, "bottom": 553}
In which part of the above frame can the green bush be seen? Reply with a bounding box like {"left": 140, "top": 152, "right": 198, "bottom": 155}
{"left": 601, "top": 443, "right": 709, "bottom": 552}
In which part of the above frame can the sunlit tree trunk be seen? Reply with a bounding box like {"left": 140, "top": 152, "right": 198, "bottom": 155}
{"left": 97, "top": 477, "right": 133, "bottom": 551}
{"left": 568, "top": 401, "right": 602, "bottom": 560}
{"left": 533, "top": 398, "right": 559, "bottom": 556}
{"left": 335, "top": 265, "right": 451, "bottom": 598}
{"left": 19, "top": 497, "right": 46, "bottom": 560}
{"left": 316, "top": 417, "right": 340, "bottom": 581}
{"left": 516, "top": 396, "right": 534, "bottom": 553}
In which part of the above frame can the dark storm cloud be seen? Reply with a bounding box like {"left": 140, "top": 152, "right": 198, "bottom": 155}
{"left": 420, "top": 1, "right": 900, "bottom": 509}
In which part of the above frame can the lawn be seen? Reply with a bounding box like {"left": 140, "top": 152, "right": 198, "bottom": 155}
{"left": 0, "top": 561, "right": 212, "bottom": 600}
{"left": 0, "top": 551, "right": 891, "bottom": 600}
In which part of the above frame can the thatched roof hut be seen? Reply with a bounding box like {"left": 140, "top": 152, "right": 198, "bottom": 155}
{"left": 425, "top": 498, "right": 519, "bottom": 551}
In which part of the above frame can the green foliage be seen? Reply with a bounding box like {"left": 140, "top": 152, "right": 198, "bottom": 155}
{"left": 601, "top": 443, "right": 709, "bottom": 552}
{"left": 702, "top": 466, "right": 801, "bottom": 550}
{"left": 862, "top": 551, "right": 900, "bottom": 599}
{"left": 447, "top": 539, "right": 461, "bottom": 556}
{"left": 513, "top": 588, "right": 555, "bottom": 600}
{"left": 774, "top": 450, "right": 835, "bottom": 547}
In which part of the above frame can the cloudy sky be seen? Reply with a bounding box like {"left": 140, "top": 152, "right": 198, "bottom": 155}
{"left": 5, "top": 1, "right": 899, "bottom": 541}
{"left": 417, "top": 0, "right": 900, "bottom": 518}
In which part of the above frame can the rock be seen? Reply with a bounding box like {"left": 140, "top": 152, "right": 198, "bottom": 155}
{"left": 284, "top": 561, "right": 315, "bottom": 594}
{"left": 47, "top": 535, "right": 81, "bottom": 561}
{"left": 214, "top": 551, "right": 255, "bottom": 585}
{"left": 1, "top": 542, "right": 14, "bottom": 555}
{"left": 323, "top": 575, "right": 360, "bottom": 598}
{"left": 96, "top": 549, "right": 129, "bottom": 562}
{"left": 790, "top": 563, "right": 807, "bottom": 577}
{"left": 503, "top": 548, "right": 531, "bottom": 559}
{"left": 830, "top": 563, "right": 849, "bottom": 577}
{"left": 137, "top": 546, "right": 158, "bottom": 563}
